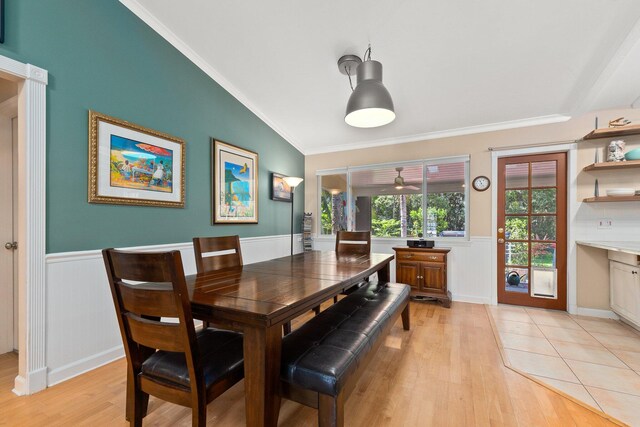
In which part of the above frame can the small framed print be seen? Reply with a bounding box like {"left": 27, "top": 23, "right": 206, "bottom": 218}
{"left": 88, "top": 111, "right": 185, "bottom": 208}
{"left": 271, "top": 172, "right": 292, "bottom": 202}
{"left": 212, "top": 139, "right": 258, "bottom": 224}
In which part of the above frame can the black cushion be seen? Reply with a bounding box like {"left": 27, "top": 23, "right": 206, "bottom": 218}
{"left": 141, "top": 328, "right": 243, "bottom": 389}
{"left": 281, "top": 281, "right": 409, "bottom": 397}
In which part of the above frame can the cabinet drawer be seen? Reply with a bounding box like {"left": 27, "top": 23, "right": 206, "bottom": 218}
{"left": 396, "top": 252, "right": 445, "bottom": 263}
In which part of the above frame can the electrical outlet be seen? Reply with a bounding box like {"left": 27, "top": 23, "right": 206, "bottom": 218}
{"left": 597, "top": 218, "right": 613, "bottom": 229}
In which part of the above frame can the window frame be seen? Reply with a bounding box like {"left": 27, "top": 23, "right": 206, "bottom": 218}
{"left": 317, "top": 155, "right": 470, "bottom": 240}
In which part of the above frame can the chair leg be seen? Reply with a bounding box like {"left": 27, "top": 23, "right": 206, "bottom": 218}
{"left": 192, "top": 403, "right": 207, "bottom": 427}
{"left": 132, "top": 387, "right": 148, "bottom": 427}
{"left": 283, "top": 321, "right": 292, "bottom": 335}
{"left": 401, "top": 303, "right": 410, "bottom": 331}
{"left": 318, "top": 393, "right": 344, "bottom": 427}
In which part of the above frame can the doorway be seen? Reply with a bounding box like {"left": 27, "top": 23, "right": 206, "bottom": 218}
{"left": 0, "top": 81, "right": 18, "bottom": 355}
{"left": 497, "top": 152, "right": 567, "bottom": 310}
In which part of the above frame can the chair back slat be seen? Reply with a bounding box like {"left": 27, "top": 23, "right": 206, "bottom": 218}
{"left": 335, "top": 231, "right": 371, "bottom": 255}
{"left": 126, "top": 314, "right": 185, "bottom": 352}
{"left": 119, "top": 284, "right": 180, "bottom": 318}
{"left": 108, "top": 250, "right": 174, "bottom": 283}
{"left": 193, "top": 235, "right": 243, "bottom": 273}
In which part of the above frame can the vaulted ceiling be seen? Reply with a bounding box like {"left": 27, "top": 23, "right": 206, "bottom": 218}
{"left": 122, "top": 0, "right": 640, "bottom": 155}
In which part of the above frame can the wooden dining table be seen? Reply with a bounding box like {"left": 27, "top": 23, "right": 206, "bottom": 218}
{"left": 185, "top": 250, "right": 394, "bottom": 427}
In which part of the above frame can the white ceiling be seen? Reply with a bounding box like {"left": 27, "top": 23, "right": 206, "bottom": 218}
{"left": 122, "top": 0, "right": 640, "bottom": 155}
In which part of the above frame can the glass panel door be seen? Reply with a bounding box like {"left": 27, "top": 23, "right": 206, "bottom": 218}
{"left": 497, "top": 153, "right": 567, "bottom": 310}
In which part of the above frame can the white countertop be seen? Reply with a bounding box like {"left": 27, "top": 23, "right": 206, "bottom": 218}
{"left": 576, "top": 240, "right": 640, "bottom": 256}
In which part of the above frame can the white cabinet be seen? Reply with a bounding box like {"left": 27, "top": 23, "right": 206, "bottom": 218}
{"left": 610, "top": 260, "right": 640, "bottom": 327}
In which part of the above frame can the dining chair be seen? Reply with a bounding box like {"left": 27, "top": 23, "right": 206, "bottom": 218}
{"left": 334, "top": 230, "right": 372, "bottom": 303}
{"left": 102, "top": 248, "right": 244, "bottom": 427}
{"left": 193, "top": 235, "right": 294, "bottom": 335}
{"left": 193, "top": 235, "right": 243, "bottom": 273}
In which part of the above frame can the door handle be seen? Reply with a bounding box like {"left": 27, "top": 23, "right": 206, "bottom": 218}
{"left": 497, "top": 238, "right": 505, "bottom": 244}
{"left": 4, "top": 241, "right": 17, "bottom": 250}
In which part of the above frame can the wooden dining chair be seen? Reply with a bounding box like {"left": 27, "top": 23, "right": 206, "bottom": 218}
{"left": 334, "top": 231, "right": 372, "bottom": 303}
{"left": 193, "top": 235, "right": 243, "bottom": 273}
{"left": 102, "top": 248, "right": 244, "bottom": 427}
{"left": 193, "top": 235, "right": 294, "bottom": 335}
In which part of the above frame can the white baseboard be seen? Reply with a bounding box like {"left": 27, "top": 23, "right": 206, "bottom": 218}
{"left": 47, "top": 345, "right": 125, "bottom": 387}
{"left": 452, "top": 294, "right": 491, "bottom": 305}
{"left": 12, "top": 366, "right": 47, "bottom": 396}
{"left": 574, "top": 307, "right": 620, "bottom": 319}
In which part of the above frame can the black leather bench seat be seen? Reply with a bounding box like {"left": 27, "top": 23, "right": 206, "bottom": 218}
{"left": 281, "top": 281, "right": 410, "bottom": 397}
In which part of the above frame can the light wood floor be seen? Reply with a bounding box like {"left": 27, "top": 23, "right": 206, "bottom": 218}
{"left": 0, "top": 301, "right": 619, "bottom": 426}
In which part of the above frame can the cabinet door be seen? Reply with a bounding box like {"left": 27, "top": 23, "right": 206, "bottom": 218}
{"left": 610, "top": 261, "right": 640, "bottom": 323}
{"left": 421, "top": 262, "right": 445, "bottom": 294}
{"left": 396, "top": 261, "right": 420, "bottom": 291}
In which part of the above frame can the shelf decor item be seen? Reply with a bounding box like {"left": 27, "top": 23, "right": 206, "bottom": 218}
{"left": 212, "top": 139, "right": 258, "bottom": 224}
{"left": 625, "top": 147, "right": 640, "bottom": 161}
{"left": 607, "top": 140, "right": 626, "bottom": 162}
{"left": 88, "top": 111, "right": 185, "bottom": 208}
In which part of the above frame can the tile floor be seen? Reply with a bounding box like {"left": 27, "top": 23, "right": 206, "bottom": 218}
{"left": 487, "top": 304, "right": 640, "bottom": 426}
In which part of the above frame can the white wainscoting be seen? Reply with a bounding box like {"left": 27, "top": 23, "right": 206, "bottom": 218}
{"left": 44, "top": 234, "right": 302, "bottom": 387}
{"left": 313, "top": 236, "right": 493, "bottom": 304}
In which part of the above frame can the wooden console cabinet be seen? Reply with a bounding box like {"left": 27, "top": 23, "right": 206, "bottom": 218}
{"left": 393, "top": 247, "right": 451, "bottom": 308}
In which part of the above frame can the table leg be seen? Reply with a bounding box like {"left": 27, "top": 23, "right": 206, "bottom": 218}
{"left": 243, "top": 324, "right": 282, "bottom": 427}
{"left": 378, "top": 262, "right": 390, "bottom": 282}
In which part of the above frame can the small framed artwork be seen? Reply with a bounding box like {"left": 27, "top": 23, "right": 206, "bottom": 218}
{"left": 88, "top": 111, "right": 185, "bottom": 208}
{"left": 212, "top": 139, "right": 258, "bottom": 224}
{"left": 271, "top": 172, "right": 292, "bottom": 202}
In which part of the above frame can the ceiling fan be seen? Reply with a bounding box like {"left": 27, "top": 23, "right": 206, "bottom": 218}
{"left": 394, "top": 167, "right": 420, "bottom": 190}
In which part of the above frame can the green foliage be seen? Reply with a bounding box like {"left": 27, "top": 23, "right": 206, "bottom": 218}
{"left": 320, "top": 190, "right": 333, "bottom": 234}
{"left": 371, "top": 218, "right": 401, "bottom": 237}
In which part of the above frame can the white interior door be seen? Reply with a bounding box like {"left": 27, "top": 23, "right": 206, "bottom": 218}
{"left": 0, "top": 98, "right": 17, "bottom": 354}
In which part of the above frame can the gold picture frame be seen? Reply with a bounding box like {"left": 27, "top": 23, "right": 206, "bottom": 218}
{"left": 88, "top": 111, "right": 185, "bottom": 208}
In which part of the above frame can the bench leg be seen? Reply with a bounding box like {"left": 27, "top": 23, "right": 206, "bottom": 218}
{"left": 283, "top": 321, "right": 292, "bottom": 335}
{"left": 313, "top": 305, "right": 321, "bottom": 315}
{"left": 318, "top": 393, "right": 344, "bottom": 427}
{"left": 401, "top": 303, "right": 410, "bottom": 331}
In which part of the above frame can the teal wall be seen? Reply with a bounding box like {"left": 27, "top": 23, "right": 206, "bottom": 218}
{"left": 0, "top": 1, "right": 304, "bottom": 253}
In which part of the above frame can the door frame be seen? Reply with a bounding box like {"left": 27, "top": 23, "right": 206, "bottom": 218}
{"left": 490, "top": 143, "right": 578, "bottom": 313}
{"left": 0, "top": 55, "right": 48, "bottom": 395}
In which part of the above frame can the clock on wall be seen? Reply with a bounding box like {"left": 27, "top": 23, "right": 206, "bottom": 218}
{"left": 472, "top": 176, "right": 491, "bottom": 192}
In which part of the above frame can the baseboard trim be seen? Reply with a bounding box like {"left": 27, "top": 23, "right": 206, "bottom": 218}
{"left": 574, "top": 307, "right": 620, "bottom": 319}
{"left": 47, "top": 345, "right": 125, "bottom": 387}
{"left": 452, "top": 294, "right": 491, "bottom": 305}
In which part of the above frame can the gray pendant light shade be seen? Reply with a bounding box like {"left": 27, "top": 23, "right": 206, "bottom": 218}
{"left": 345, "top": 60, "right": 395, "bottom": 128}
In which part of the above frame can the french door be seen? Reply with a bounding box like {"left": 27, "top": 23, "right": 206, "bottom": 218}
{"left": 497, "top": 153, "right": 567, "bottom": 310}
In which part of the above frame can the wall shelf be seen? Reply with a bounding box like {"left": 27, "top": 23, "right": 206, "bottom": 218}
{"left": 583, "top": 159, "right": 640, "bottom": 171}
{"left": 582, "top": 125, "right": 640, "bottom": 140}
{"left": 583, "top": 195, "right": 640, "bottom": 203}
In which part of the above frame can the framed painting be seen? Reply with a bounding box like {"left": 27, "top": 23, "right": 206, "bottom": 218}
{"left": 212, "top": 139, "right": 258, "bottom": 223}
{"left": 88, "top": 111, "right": 185, "bottom": 208}
{"left": 271, "top": 172, "right": 292, "bottom": 202}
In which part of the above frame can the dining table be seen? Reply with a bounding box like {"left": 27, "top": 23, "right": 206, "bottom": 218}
{"left": 185, "top": 250, "right": 394, "bottom": 427}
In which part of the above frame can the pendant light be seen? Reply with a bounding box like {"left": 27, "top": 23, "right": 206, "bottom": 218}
{"left": 338, "top": 46, "right": 395, "bottom": 128}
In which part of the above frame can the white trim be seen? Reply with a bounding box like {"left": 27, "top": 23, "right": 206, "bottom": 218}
{"left": 119, "top": 0, "right": 303, "bottom": 154}
{"left": 305, "top": 115, "right": 572, "bottom": 155}
{"left": 316, "top": 167, "right": 348, "bottom": 176}
{"left": 46, "top": 234, "right": 303, "bottom": 264}
{"left": 0, "top": 56, "right": 49, "bottom": 396}
{"left": 573, "top": 307, "right": 620, "bottom": 320}
{"left": 47, "top": 345, "right": 124, "bottom": 387}
{"left": 451, "top": 294, "right": 491, "bottom": 305}
{"left": 490, "top": 143, "right": 578, "bottom": 310}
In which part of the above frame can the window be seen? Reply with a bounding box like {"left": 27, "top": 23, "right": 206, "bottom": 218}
{"left": 317, "top": 157, "right": 469, "bottom": 239}
{"left": 318, "top": 173, "right": 347, "bottom": 235}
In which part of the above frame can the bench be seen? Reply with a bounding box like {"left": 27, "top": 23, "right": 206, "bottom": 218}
{"left": 280, "top": 281, "right": 411, "bottom": 427}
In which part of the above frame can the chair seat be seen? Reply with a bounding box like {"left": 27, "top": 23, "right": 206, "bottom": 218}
{"left": 141, "top": 328, "right": 244, "bottom": 389}
{"left": 281, "top": 282, "right": 409, "bottom": 396}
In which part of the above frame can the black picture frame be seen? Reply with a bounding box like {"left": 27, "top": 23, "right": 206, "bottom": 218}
{"left": 0, "top": 0, "right": 5, "bottom": 44}
{"left": 271, "top": 172, "right": 292, "bottom": 202}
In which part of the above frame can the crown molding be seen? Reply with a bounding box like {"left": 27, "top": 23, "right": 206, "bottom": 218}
{"left": 119, "top": 0, "right": 304, "bottom": 154}
{"left": 304, "top": 114, "right": 571, "bottom": 155}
